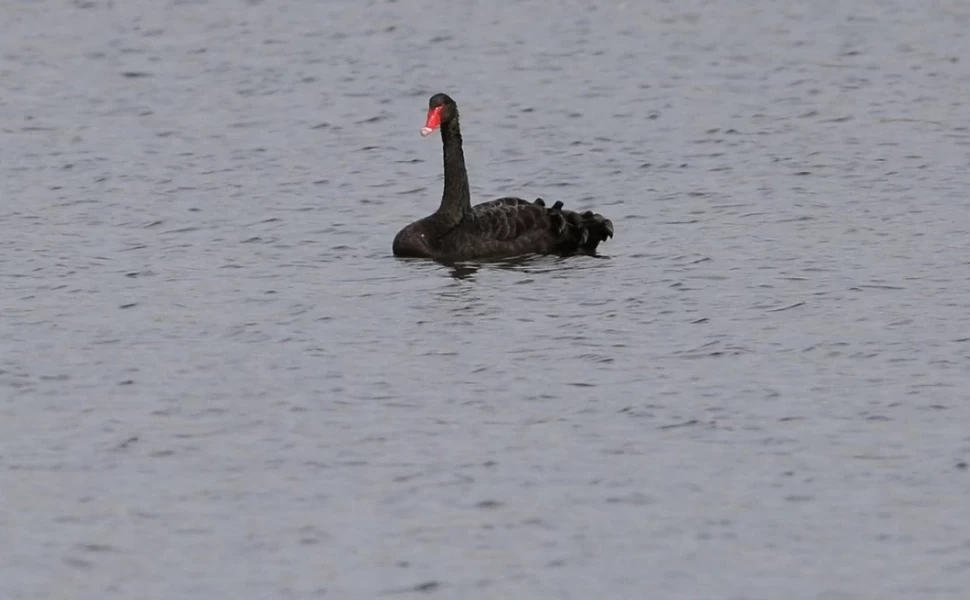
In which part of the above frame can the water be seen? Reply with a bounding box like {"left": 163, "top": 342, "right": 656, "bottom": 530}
{"left": 3, "top": 0, "right": 970, "bottom": 597}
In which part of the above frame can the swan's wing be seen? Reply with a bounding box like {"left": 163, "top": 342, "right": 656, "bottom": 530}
{"left": 463, "top": 197, "right": 552, "bottom": 242}
{"left": 438, "top": 196, "right": 613, "bottom": 258}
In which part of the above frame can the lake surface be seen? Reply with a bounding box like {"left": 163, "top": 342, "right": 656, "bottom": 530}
{"left": 3, "top": 0, "right": 970, "bottom": 598}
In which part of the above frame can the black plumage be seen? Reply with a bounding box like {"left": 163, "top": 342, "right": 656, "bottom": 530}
{"left": 392, "top": 93, "right": 614, "bottom": 261}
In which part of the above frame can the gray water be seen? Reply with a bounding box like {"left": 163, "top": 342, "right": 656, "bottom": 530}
{"left": 3, "top": 0, "right": 970, "bottom": 598}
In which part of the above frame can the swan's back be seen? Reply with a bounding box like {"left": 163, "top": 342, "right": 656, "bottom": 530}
{"left": 434, "top": 197, "right": 613, "bottom": 260}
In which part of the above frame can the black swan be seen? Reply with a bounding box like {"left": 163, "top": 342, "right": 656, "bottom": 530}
{"left": 392, "top": 93, "right": 614, "bottom": 261}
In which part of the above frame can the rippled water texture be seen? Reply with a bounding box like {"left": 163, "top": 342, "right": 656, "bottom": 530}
{"left": 3, "top": 0, "right": 970, "bottom": 598}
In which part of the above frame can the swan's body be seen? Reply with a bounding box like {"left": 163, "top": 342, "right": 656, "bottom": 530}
{"left": 392, "top": 93, "right": 614, "bottom": 261}
{"left": 393, "top": 196, "right": 612, "bottom": 260}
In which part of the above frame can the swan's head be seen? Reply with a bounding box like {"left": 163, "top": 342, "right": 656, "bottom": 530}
{"left": 421, "top": 93, "right": 458, "bottom": 137}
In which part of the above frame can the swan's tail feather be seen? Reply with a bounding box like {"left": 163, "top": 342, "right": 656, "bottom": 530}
{"left": 546, "top": 202, "right": 569, "bottom": 236}
{"left": 544, "top": 200, "right": 613, "bottom": 255}
{"left": 579, "top": 210, "right": 614, "bottom": 252}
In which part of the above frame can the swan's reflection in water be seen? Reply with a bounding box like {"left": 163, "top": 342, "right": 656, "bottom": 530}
{"left": 422, "top": 255, "right": 614, "bottom": 321}
{"left": 442, "top": 253, "right": 611, "bottom": 280}
{"left": 428, "top": 257, "right": 548, "bottom": 318}
{"left": 443, "top": 258, "right": 529, "bottom": 281}
{"left": 447, "top": 264, "right": 479, "bottom": 280}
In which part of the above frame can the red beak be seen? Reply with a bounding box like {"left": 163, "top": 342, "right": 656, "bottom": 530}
{"left": 421, "top": 106, "right": 443, "bottom": 137}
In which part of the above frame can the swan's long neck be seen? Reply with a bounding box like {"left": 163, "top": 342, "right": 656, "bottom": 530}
{"left": 436, "top": 117, "right": 471, "bottom": 220}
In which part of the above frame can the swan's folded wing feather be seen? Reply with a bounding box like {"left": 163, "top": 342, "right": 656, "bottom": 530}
{"left": 433, "top": 196, "right": 610, "bottom": 259}
{"left": 463, "top": 198, "right": 550, "bottom": 242}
